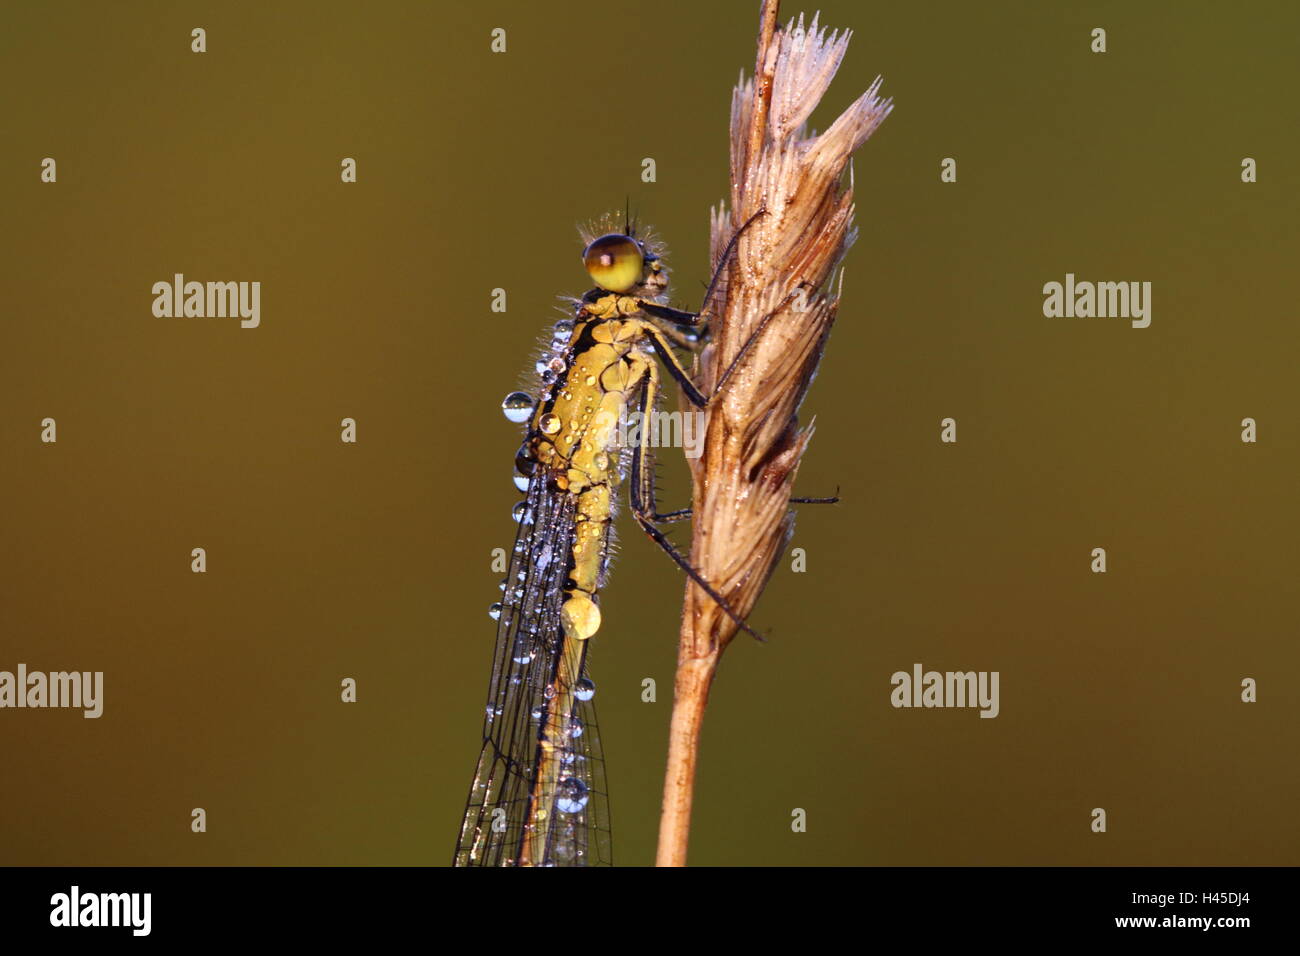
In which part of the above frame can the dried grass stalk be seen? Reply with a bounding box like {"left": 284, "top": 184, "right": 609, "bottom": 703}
{"left": 656, "top": 0, "right": 892, "bottom": 866}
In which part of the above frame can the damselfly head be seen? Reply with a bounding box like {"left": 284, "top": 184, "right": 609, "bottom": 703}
{"left": 582, "top": 233, "right": 650, "bottom": 293}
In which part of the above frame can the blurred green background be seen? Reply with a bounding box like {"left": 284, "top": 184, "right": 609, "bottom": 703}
{"left": 2, "top": 0, "right": 1297, "bottom": 866}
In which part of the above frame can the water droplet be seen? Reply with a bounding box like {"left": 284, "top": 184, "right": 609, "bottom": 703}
{"left": 498, "top": 578, "right": 508, "bottom": 591}
{"left": 575, "top": 678, "right": 596, "bottom": 701}
{"left": 584, "top": 375, "right": 596, "bottom": 387}
{"left": 501, "top": 391, "right": 534, "bottom": 423}
{"left": 543, "top": 683, "right": 557, "bottom": 700}
{"left": 513, "top": 475, "right": 529, "bottom": 491}
{"left": 548, "top": 357, "right": 567, "bottom": 374}
{"left": 488, "top": 603, "right": 503, "bottom": 621}
{"left": 541, "top": 369, "right": 558, "bottom": 384}
{"left": 511, "top": 501, "right": 528, "bottom": 523}
{"left": 569, "top": 716, "right": 585, "bottom": 738}
{"left": 535, "top": 356, "right": 552, "bottom": 375}
{"left": 556, "top": 778, "right": 590, "bottom": 813}
{"left": 540, "top": 413, "right": 562, "bottom": 435}
{"left": 515, "top": 442, "right": 535, "bottom": 476}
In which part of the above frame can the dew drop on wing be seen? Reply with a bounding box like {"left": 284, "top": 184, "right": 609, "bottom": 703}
{"left": 513, "top": 475, "right": 529, "bottom": 492}
{"left": 515, "top": 443, "right": 535, "bottom": 477}
{"left": 488, "top": 602, "right": 503, "bottom": 621}
{"left": 575, "top": 678, "right": 595, "bottom": 701}
{"left": 556, "top": 778, "right": 590, "bottom": 814}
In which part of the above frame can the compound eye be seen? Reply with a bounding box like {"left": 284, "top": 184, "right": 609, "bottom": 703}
{"left": 582, "top": 234, "right": 644, "bottom": 292}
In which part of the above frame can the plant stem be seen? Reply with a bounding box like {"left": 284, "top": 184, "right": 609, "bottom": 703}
{"left": 654, "top": 0, "right": 891, "bottom": 867}
{"left": 655, "top": 654, "right": 716, "bottom": 867}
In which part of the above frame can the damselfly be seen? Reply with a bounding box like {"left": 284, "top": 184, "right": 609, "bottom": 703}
{"left": 452, "top": 214, "right": 766, "bottom": 867}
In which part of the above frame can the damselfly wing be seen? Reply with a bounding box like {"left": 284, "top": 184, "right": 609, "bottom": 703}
{"left": 455, "top": 467, "right": 612, "bottom": 865}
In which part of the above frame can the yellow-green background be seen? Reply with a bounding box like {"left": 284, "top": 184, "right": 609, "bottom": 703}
{"left": 2, "top": 0, "right": 1296, "bottom": 866}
